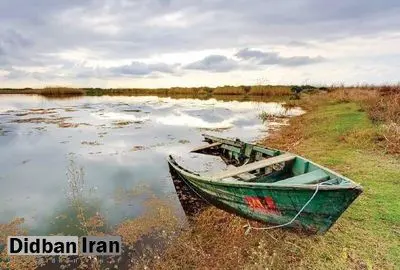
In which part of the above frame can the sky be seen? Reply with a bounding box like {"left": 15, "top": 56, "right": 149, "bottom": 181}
{"left": 0, "top": 0, "right": 400, "bottom": 88}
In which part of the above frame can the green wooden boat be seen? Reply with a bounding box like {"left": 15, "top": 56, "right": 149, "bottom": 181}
{"left": 167, "top": 134, "right": 363, "bottom": 234}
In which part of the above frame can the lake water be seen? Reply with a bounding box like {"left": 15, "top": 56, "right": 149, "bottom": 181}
{"left": 0, "top": 95, "right": 303, "bottom": 235}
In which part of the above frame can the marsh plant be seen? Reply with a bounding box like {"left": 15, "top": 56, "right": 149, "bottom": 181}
{"left": 64, "top": 159, "right": 105, "bottom": 270}
{"left": 65, "top": 159, "right": 104, "bottom": 236}
{"left": 259, "top": 107, "right": 290, "bottom": 123}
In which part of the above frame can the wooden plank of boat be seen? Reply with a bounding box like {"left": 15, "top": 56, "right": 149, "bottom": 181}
{"left": 190, "top": 142, "right": 222, "bottom": 153}
{"left": 226, "top": 165, "right": 255, "bottom": 181}
{"left": 209, "top": 153, "right": 296, "bottom": 180}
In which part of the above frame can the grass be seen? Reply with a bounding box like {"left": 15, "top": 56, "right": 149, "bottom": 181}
{"left": 1, "top": 86, "right": 399, "bottom": 269}
{"left": 144, "top": 89, "right": 400, "bottom": 269}
{"left": 249, "top": 85, "right": 292, "bottom": 96}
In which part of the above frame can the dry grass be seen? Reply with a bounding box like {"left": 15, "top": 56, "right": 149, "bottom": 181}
{"left": 212, "top": 86, "right": 246, "bottom": 95}
{"left": 0, "top": 85, "right": 292, "bottom": 97}
{"left": 248, "top": 85, "right": 291, "bottom": 96}
{"left": 38, "top": 87, "right": 85, "bottom": 97}
{"left": 146, "top": 87, "right": 400, "bottom": 270}
{"left": 327, "top": 86, "right": 400, "bottom": 154}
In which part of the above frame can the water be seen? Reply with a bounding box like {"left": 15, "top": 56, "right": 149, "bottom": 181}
{"left": 0, "top": 95, "right": 303, "bottom": 235}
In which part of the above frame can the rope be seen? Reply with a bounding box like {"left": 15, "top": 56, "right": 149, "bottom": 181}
{"left": 244, "top": 182, "right": 323, "bottom": 235}
{"left": 174, "top": 165, "right": 328, "bottom": 234}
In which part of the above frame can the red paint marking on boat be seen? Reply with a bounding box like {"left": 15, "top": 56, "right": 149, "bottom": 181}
{"left": 244, "top": 196, "right": 280, "bottom": 215}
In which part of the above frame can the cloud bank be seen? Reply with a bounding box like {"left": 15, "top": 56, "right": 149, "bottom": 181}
{"left": 0, "top": 0, "right": 399, "bottom": 86}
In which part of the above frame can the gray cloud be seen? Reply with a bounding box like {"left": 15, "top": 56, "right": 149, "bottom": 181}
{"left": 4, "top": 60, "right": 180, "bottom": 80}
{"left": 236, "top": 48, "right": 325, "bottom": 66}
{"left": 287, "top": 41, "right": 315, "bottom": 48}
{"left": 185, "top": 55, "right": 239, "bottom": 72}
{"left": 109, "top": 62, "right": 178, "bottom": 76}
{"left": 0, "top": 0, "right": 399, "bottom": 83}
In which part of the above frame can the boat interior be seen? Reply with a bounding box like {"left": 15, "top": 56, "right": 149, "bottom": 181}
{"left": 190, "top": 135, "right": 347, "bottom": 185}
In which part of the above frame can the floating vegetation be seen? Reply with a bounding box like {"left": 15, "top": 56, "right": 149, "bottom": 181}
{"left": 64, "top": 108, "right": 78, "bottom": 112}
{"left": 11, "top": 116, "right": 72, "bottom": 124}
{"left": 0, "top": 127, "right": 10, "bottom": 136}
{"left": 0, "top": 218, "right": 40, "bottom": 270}
{"left": 81, "top": 141, "right": 102, "bottom": 146}
{"left": 98, "top": 131, "right": 108, "bottom": 137}
{"left": 198, "top": 127, "right": 232, "bottom": 132}
{"left": 27, "top": 108, "right": 57, "bottom": 115}
{"left": 115, "top": 196, "right": 179, "bottom": 248}
{"left": 112, "top": 120, "right": 133, "bottom": 127}
{"left": 131, "top": 145, "right": 147, "bottom": 151}
{"left": 113, "top": 184, "right": 152, "bottom": 203}
{"left": 15, "top": 113, "right": 29, "bottom": 117}
{"left": 58, "top": 122, "right": 90, "bottom": 128}
{"left": 58, "top": 122, "right": 79, "bottom": 128}
{"left": 123, "top": 109, "right": 142, "bottom": 112}
{"left": 88, "top": 151, "right": 102, "bottom": 155}
{"left": 33, "top": 126, "right": 46, "bottom": 131}
{"left": 259, "top": 108, "right": 290, "bottom": 123}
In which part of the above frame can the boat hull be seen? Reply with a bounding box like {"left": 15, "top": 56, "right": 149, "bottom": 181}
{"left": 168, "top": 158, "right": 362, "bottom": 234}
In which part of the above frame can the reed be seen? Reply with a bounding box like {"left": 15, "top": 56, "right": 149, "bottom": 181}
{"left": 212, "top": 86, "right": 246, "bottom": 95}
{"left": 248, "top": 85, "right": 291, "bottom": 96}
{"left": 37, "top": 86, "right": 85, "bottom": 97}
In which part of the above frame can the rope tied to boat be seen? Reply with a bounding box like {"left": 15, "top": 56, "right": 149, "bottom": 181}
{"left": 244, "top": 182, "right": 324, "bottom": 235}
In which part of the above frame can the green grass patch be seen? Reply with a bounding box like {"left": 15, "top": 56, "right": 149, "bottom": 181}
{"left": 293, "top": 101, "right": 400, "bottom": 268}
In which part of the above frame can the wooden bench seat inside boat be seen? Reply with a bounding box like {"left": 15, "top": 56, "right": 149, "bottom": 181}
{"left": 225, "top": 165, "right": 255, "bottom": 181}
{"left": 210, "top": 153, "right": 296, "bottom": 180}
{"left": 274, "top": 169, "right": 329, "bottom": 185}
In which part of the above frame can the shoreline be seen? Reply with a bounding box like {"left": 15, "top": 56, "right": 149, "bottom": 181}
{"left": 1, "top": 88, "right": 399, "bottom": 269}
{"left": 148, "top": 90, "right": 399, "bottom": 269}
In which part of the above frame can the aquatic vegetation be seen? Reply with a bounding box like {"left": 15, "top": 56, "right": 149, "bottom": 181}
{"left": 112, "top": 120, "right": 133, "bottom": 127}
{"left": 27, "top": 108, "right": 57, "bottom": 115}
{"left": 0, "top": 218, "right": 40, "bottom": 270}
{"left": 115, "top": 197, "right": 180, "bottom": 268}
{"left": 64, "top": 108, "right": 78, "bottom": 112}
{"left": 0, "top": 127, "right": 9, "bottom": 136}
{"left": 81, "top": 141, "right": 102, "bottom": 146}
{"left": 113, "top": 183, "right": 152, "bottom": 203}
{"left": 123, "top": 109, "right": 142, "bottom": 112}
{"left": 15, "top": 112, "right": 29, "bottom": 116}
{"left": 58, "top": 122, "right": 79, "bottom": 128}
{"left": 198, "top": 126, "right": 232, "bottom": 132}
{"left": 11, "top": 116, "right": 72, "bottom": 125}
{"left": 130, "top": 145, "right": 147, "bottom": 151}
{"left": 258, "top": 108, "right": 289, "bottom": 123}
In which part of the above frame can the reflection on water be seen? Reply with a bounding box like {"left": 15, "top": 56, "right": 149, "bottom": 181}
{"left": 0, "top": 95, "right": 303, "bottom": 235}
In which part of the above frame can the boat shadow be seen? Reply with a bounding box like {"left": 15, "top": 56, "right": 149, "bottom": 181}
{"left": 169, "top": 165, "right": 211, "bottom": 218}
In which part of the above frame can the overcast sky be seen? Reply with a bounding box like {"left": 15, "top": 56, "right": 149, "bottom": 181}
{"left": 1, "top": 0, "right": 400, "bottom": 88}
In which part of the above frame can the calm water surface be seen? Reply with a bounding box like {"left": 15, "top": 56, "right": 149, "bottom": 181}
{"left": 0, "top": 95, "right": 303, "bottom": 234}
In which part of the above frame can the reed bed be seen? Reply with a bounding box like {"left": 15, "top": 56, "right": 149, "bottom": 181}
{"left": 212, "top": 86, "right": 246, "bottom": 95}
{"left": 0, "top": 85, "right": 292, "bottom": 97}
{"left": 248, "top": 85, "right": 291, "bottom": 96}
{"left": 37, "top": 87, "right": 85, "bottom": 97}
